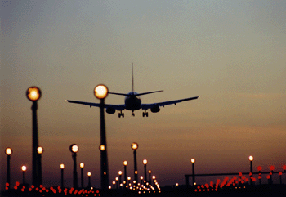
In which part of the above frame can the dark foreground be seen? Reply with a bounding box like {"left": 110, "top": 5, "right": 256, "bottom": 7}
{"left": 2, "top": 185, "right": 286, "bottom": 197}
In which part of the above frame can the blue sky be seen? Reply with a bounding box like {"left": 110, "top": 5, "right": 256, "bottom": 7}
{"left": 1, "top": 0, "right": 286, "bottom": 188}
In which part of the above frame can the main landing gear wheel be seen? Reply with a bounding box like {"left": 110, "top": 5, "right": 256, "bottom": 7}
{"left": 118, "top": 113, "right": 124, "bottom": 118}
{"left": 142, "top": 112, "right": 149, "bottom": 117}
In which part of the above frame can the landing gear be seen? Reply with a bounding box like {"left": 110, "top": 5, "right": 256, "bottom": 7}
{"left": 142, "top": 112, "right": 149, "bottom": 117}
{"left": 118, "top": 111, "right": 124, "bottom": 118}
{"left": 132, "top": 110, "right": 135, "bottom": 117}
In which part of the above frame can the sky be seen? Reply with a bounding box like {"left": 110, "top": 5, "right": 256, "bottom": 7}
{"left": 1, "top": 0, "right": 286, "bottom": 189}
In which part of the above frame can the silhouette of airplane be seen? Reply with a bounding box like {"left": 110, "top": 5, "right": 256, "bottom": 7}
{"left": 67, "top": 65, "right": 199, "bottom": 118}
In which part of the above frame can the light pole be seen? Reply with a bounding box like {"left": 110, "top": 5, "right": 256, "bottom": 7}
{"left": 131, "top": 142, "right": 138, "bottom": 183}
{"left": 143, "top": 159, "right": 148, "bottom": 183}
{"left": 80, "top": 163, "right": 84, "bottom": 188}
{"left": 248, "top": 155, "right": 253, "bottom": 185}
{"left": 21, "top": 166, "right": 27, "bottom": 185}
{"left": 87, "top": 172, "right": 91, "bottom": 189}
{"left": 148, "top": 170, "right": 151, "bottom": 183}
{"left": 191, "top": 158, "right": 195, "bottom": 186}
{"left": 38, "top": 146, "right": 43, "bottom": 185}
{"left": 69, "top": 144, "right": 79, "bottom": 189}
{"left": 95, "top": 84, "right": 109, "bottom": 189}
{"left": 26, "top": 86, "right": 41, "bottom": 186}
{"left": 5, "top": 148, "right": 12, "bottom": 189}
{"left": 123, "top": 161, "right": 128, "bottom": 188}
{"left": 118, "top": 171, "right": 123, "bottom": 189}
{"left": 60, "top": 164, "right": 65, "bottom": 188}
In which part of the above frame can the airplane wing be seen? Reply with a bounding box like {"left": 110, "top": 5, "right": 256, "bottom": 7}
{"left": 141, "top": 96, "right": 199, "bottom": 110}
{"left": 66, "top": 100, "right": 125, "bottom": 110}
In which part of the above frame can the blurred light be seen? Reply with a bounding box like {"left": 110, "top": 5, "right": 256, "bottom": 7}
{"left": 140, "top": 176, "right": 143, "bottom": 180}
{"left": 270, "top": 165, "right": 275, "bottom": 171}
{"left": 257, "top": 166, "right": 262, "bottom": 171}
{"left": 127, "top": 177, "right": 131, "bottom": 181}
{"left": 149, "top": 170, "right": 151, "bottom": 173}
{"left": 143, "top": 159, "right": 148, "bottom": 165}
{"left": 131, "top": 142, "right": 138, "bottom": 150}
{"left": 191, "top": 159, "right": 195, "bottom": 163}
{"left": 118, "top": 171, "right": 122, "bottom": 175}
{"left": 94, "top": 85, "right": 108, "bottom": 99}
{"left": 38, "top": 146, "right": 43, "bottom": 154}
{"left": 5, "top": 147, "right": 12, "bottom": 155}
{"left": 123, "top": 161, "right": 128, "bottom": 166}
{"left": 69, "top": 144, "right": 78, "bottom": 153}
{"left": 21, "top": 166, "right": 27, "bottom": 172}
{"left": 60, "top": 164, "right": 65, "bottom": 169}
{"left": 99, "top": 145, "right": 105, "bottom": 151}
{"left": 26, "top": 87, "right": 42, "bottom": 101}
{"left": 248, "top": 155, "right": 253, "bottom": 161}
{"left": 87, "top": 172, "right": 91, "bottom": 177}
{"left": 152, "top": 176, "right": 156, "bottom": 180}
{"left": 115, "top": 177, "right": 118, "bottom": 181}
{"left": 80, "top": 163, "right": 84, "bottom": 168}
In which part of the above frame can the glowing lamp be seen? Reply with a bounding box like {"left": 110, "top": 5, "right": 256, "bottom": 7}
{"left": 26, "top": 87, "right": 42, "bottom": 101}
{"left": 60, "top": 164, "right": 65, "bottom": 169}
{"left": 279, "top": 172, "right": 282, "bottom": 176}
{"left": 69, "top": 144, "right": 78, "bottom": 153}
{"left": 38, "top": 146, "right": 43, "bottom": 154}
{"left": 87, "top": 172, "right": 91, "bottom": 177}
{"left": 149, "top": 170, "right": 151, "bottom": 173}
{"left": 127, "top": 177, "right": 131, "bottom": 181}
{"left": 123, "top": 161, "right": 128, "bottom": 166}
{"left": 257, "top": 166, "right": 262, "bottom": 171}
{"left": 248, "top": 155, "right": 253, "bottom": 161}
{"left": 131, "top": 142, "right": 138, "bottom": 150}
{"left": 80, "top": 163, "right": 84, "bottom": 168}
{"left": 5, "top": 147, "right": 12, "bottom": 155}
{"left": 118, "top": 171, "right": 123, "bottom": 175}
{"left": 99, "top": 145, "right": 105, "bottom": 151}
{"left": 270, "top": 165, "right": 275, "bottom": 171}
{"left": 143, "top": 159, "right": 148, "bottom": 165}
{"left": 94, "top": 84, "right": 109, "bottom": 99}
{"left": 191, "top": 159, "right": 195, "bottom": 163}
{"left": 140, "top": 176, "right": 143, "bottom": 180}
{"left": 115, "top": 177, "right": 118, "bottom": 181}
{"left": 21, "top": 166, "right": 27, "bottom": 172}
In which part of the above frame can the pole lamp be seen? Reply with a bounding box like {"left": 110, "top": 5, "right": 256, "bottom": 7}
{"left": 26, "top": 86, "right": 41, "bottom": 187}
{"left": 5, "top": 148, "right": 12, "bottom": 189}
{"left": 123, "top": 161, "right": 128, "bottom": 188}
{"left": 60, "top": 164, "right": 65, "bottom": 188}
{"left": 38, "top": 146, "right": 43, "bottom": 185}
{"left": 131, "top": 142, "right": 138, "bottom": 183}
{"left": 95, "top": 84, "right": 109, "bottom": 189}
{"left": 87, "top": 172, "right": 91, "bottom": 189}
{"left": 148, "top": 170, "right": 151, "bottom": 183}
{"left": 248, "top": 155, "right": 253, "bottom": 185}
{"left": 143, "top": 159, "right": 148, "bottom": 183}
{"left": 80, "top": 163, "right": 84, "bottom": 188}
{"left": 118, "top": 171, "right": 123, "bottom": 188}
{"left": 191, "top": 159, "right": 195, "bottom": 186}
{"left": 21, "top": 166, "right": 27, "bottom": 185}
{"left": 69, "top": 144, "right": 79, "bottom": 189}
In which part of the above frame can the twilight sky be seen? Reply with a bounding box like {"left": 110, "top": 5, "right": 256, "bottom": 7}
{"left": 1, "top": 0, "right": 286, "bottom": 188}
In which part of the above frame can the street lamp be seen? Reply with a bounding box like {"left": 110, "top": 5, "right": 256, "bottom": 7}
{"left": 87, "top": 172, "right": 91, "bottom": 189}
{"left": 69, "top": 144, "right": 79, "bottom": 189}
{"left": 95, "top": 84, "right": 109, "bottom": 189}
{"left": 148, "top": 170, "right": 152, "bottom": 183}
{"left": 131, "top": 142, "right": 138, "bottom": 183}
{"left": 118, "top": 171, "right": 123, "bottom": 188}
{"left": 143, "top": 159, "right": 148, "bottom": 183}
{"left": 191, "top": 158, "right": 195, "bottom": 186}
{"left": 80, "top": 163, "right": 84, "bottom": 188}
{"left": 5, "top": 147, "right": 12, "bottom": 189}
{"left": 38, "top": 146, "right": 43, "bottom": 185}
{"left": 26, "top": 86, "right": 42, "bottom": 186}
{"left": 60, "top": 164, "right": 65, "bottom": 188}
{"left": 123, "top": 161, "right": 128, "bottom": 188}
{"left": 248, "top": 155, "right": 253, "bottom": 185}
{"left": 21, "top": 166, "right": 27, "bottom": 185}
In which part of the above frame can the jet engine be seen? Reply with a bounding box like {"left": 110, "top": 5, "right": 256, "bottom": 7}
{"left": 106, "top": 107, "right": 115, "bottom": 114}
{"left": 151, "top": 105, "right": 160, "bottom": 113}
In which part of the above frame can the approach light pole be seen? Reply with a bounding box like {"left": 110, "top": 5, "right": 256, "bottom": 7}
{"left": 5, "top": 148, "right": 12, "bottom": 189}
{"left": 95, "top": 84, "right": 109, "bottom": 190}
{"left": 26, "top": 86, "right": 41, "bottom": 186}
{"left": 191, "top": 158, "right": 195, "bottom": 186}
{"left": 60, "top": 164, "right": 65, "bottom": 188}
{"left": 143, "top": 159, "right": 148, "bottom": 183}
{"left": 249, "top": 155, "right": 253, "bottom": 185}
{"left": 87, "top": 172, "right": 91, "bottom": 189}
{"left": 80, "top": 163, "right": 84, "bottom": 188}
{"left": 21, "top": 166, "right": 27, "bottom": 185}
{"left": 38, "top": 146, "right": 43, "bottom": 185}
{"left": 69, "top": 144, "right": 79, "bottom": 189}
{"left": 123, "top": 161, "right": 128, "bottom": 188}
{"left": 131, "top": 142, "right": 138, "bottom": 183}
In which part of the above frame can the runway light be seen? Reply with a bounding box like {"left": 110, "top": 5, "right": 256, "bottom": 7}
{"left": 21, "top": 166, "right": 27, "bottom": 172}
{"left": 38, "top": 146, "right": 43, "bottom": 154}
{"left": 60, "top": 164, "right": 65, "bottom": 169}
{"left": 131, "top": 142, "right": 138, "bottom": 150}
{"left": 26, "top": 87, "right": 42, "bottom": 101}
{"left": 5, "top": 147, "right": 12, "bottom": 155}
{"left": 191, "top": 158, "right": 195, "bottom": 163}
{"left": 69, "top": 144, "right": 78, "bottom": 153}
{"left": 94, "top": 85, "right": 108, "bottom": 99}
{"left": 248, "top": 155, "right": 253, "bottom": 161}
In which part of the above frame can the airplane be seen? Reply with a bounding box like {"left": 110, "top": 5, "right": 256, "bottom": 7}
{"left": 66, "top": 65, "right": 199, "bottom": 118}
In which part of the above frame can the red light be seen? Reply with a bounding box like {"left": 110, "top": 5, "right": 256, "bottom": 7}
{"left": 249, "top": 172, "right": 252, "bottom": 176}
{"left": 96, "top": 190, "right": 100, "bottom": 193}
{"left": 279, "top": 172, "right": 282, "bottom": 176}
{"left": 283, "top": 165, "right": 286, "bottom": 170}
{"left": 267, "top": 175, "right": 270, "bottom": 179}
{"left": 270, "top": 165, "right": 275, "bottom": 171}
{"left": 257, "top": 166, "right": 262, "bottom": 171}
{"left": 239, "top": 172, "right": 242, "bottom": 176}
{"left": 16, "top": 181, "right": 20, "bottom": 186}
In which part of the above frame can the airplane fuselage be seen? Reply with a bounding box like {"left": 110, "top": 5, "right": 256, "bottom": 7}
{"left": 124, "top": 92, "right": 141, "bottom": 110}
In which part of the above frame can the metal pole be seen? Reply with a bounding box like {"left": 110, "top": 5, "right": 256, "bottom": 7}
{"left": 124, "top": 165, "right": 127, "bottom": 188}
{"left": 73, "top": 153, "right": 78, "bottom": 188}
{"left": 61, "top": 168, "right": 64, "bottom": 188}
{"left": 133, "top": 149, "right": 138, "bottom": 183}
{"left": 32, "top": 101, "right": 39, "bottom": 186}
{"left": 88, "top": 176, "right": 91, "bottom": 188}
{"left": 192, "top": 162, "right": 195, "bottom": 186}
{"left": 23, "top": 171, "right": 25, "bottom": 185}
{"left": 100, "top": 98, "right": 109, "bottom": 189}
{"left": 81, "top": 168, "right": 84, "bottom": 188}
{"left": 7, "top": 155, "right": 11, "bottom": 189}
{"left": 144, "top": 164, "right": 147, "bottom": 184}
{"left": 250, "top": 160, "right": 252, "bottom": 185}
{"left": 38, "top": 153, "right": 42, "bottom": 185}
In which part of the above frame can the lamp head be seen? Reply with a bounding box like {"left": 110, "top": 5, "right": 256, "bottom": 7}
{"left": 21, "top": 166, "right": 27, "bottom": 172}
{"left": 60, "top": 163, "right": 65, "bottom": 169}
{"left": 191, "top": 158, "right": 195, "bottom": 163}
{"left": 26, "top": 87, "right": 42, "bottom": 101}
{"left": 131, "top": 142, "right": 138, "bottom": 150}
{"left": 123, "top": 160, "right": 128, "bottom": 166}
{"left": 248, "top": 155, "right": 253, "bottom": 161}
{"left": 143, "top": 159, "right": 148, "bottom": 165}
{"left": 94, "top": 84, "right": 109, "bottom": 99}
{"left": 69, "top": 144, "right": 78, "bottom": 153}
{"left": 99, "top": 145, "right": 105, "bottom": 151}
{"left": 87, "top": 172, "right": 91, "bottom": 177}
{"left": 38, "top": 146, "right": 43, "bottom": 154}
{"left": 118, "top": 171, "right": 123, "bottom": 175}
{"left": 5, "top": 147, "right": 12, "bottom": 155}
{"left": 80, "top": 163, "right": 84, "bottom": 168}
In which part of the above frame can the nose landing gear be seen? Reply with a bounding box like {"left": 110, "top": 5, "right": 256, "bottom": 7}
{"left": 142, "top": 111, "right": 149, "bottom": 117}
{"left": 118, "top": 111, "right": 124, "bottom": 118}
